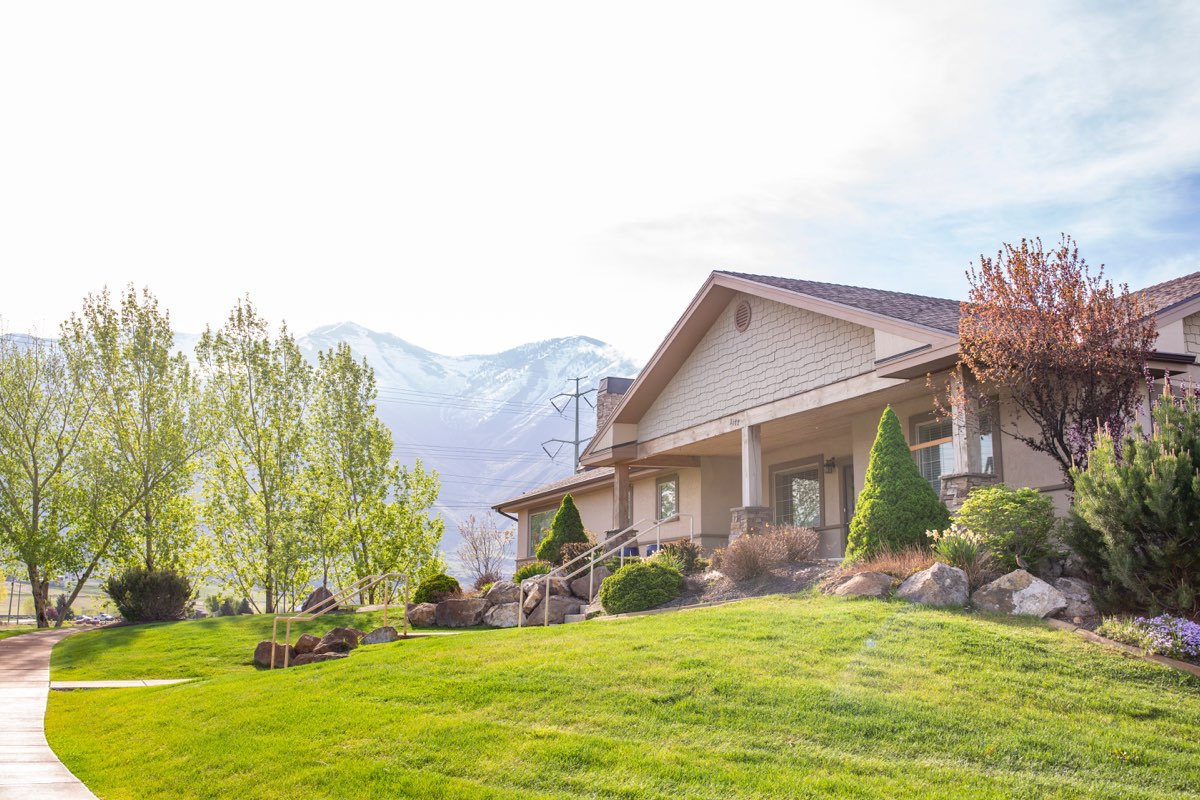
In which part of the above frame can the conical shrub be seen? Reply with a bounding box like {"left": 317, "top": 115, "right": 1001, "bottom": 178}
{"left": 535, "top": 494, "right": 590, "bottom": 564}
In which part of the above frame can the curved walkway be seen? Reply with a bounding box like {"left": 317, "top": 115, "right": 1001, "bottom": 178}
{"left": 0, "top": 628, "right": 97, "bottom": 799}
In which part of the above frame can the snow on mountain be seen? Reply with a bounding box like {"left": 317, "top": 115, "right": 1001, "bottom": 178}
{"left": 294, "top": 323, "right": 642, "bottom": 578}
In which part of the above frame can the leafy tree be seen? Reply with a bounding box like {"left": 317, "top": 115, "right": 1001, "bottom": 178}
{"left": 0, "top": 334, "right": 95, "bottom": 626}
{"left": 958, "top": 235, "right": 1156, "bottom": 485}
{"left": 196, "top": 298, "right": 312, "bottom": 613}
{"left": 57, "top": 287, "right": 208, "bottom": 625}
{"left": 1070, "top": 390, "right": 1200, "bottom": 616}
{"left": 845, "top": 406, "right": 949, "bottom": 562}
{"left": 535, "top": 494, "right": 589, "bottom": 564}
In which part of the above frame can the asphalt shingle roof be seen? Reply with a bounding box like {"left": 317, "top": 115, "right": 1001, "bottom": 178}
{"left": 1137, "top": 271, "right": 1200, "bottom": 314}
{"left": 494, "top": 467, "right": 614, "bottom": 508}
{"left": 719, "top": 271, "right": 964, "bottom": 334}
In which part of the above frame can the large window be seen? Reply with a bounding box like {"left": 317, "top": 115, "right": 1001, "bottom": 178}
{"left": 529, "top": 508, "right": 555, "bottom": 557}
{"left": 773, "top": 465, "right": 821, "bottom": 527}
{"left": 656, "top": 475, "right": 679, "bottom": 520}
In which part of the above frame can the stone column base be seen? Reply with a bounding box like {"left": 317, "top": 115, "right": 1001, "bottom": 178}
{"left": 939, "top": 472, "right": 1000, "bottom": 512}
{"left": 730, "top": 506, "right": 772, "bottom": 541}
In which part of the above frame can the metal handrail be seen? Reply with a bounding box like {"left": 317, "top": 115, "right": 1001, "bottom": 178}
{"left": 269, "top": 571, "right": 409, "bottom": 669}
{"left": 517, "top": 514, "right": 695, "bottom": 627}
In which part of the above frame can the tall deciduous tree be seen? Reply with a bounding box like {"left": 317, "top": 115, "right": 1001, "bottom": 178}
{"left": 958, "top": 235, "right": 1157, "bottom": 485}
{"left": 197, "top": 299, "right": 311, "bottom": 613}
{"left": 60, "top": 287, "right": 207, "bottom": 602}
{"left": 455, "top": 513, "right": 514, "bottom": 589}
{"left": 0, "top": 334, "right": 95, "bottom": 627}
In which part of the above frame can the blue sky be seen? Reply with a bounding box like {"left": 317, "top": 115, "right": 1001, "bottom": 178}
{"left": 1, "top": 1, "right": 1198, "bottom": 363}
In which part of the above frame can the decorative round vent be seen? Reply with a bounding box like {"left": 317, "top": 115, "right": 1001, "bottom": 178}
{"left": 734, "top": 300, "right": 752, "bottom": 333}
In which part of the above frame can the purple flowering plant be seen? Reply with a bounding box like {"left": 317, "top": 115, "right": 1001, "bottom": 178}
{"left": 1098, "top": 614, "right": 1200, "bottom": 661}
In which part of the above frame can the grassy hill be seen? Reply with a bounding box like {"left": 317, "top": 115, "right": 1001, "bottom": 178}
{"left": 45, "top": 595, "right": 1200, "bottom": 799}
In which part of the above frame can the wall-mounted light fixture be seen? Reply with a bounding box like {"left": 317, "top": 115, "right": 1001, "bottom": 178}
{"left": 824, "top": 457, "right": 836, "bottom": 474}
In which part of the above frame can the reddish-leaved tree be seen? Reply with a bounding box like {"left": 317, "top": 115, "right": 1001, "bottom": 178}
{"left": 958, "top": 235, "right": 1157, "bottom": 486}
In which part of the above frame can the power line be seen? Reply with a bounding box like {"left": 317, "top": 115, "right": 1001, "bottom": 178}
{"left": 541, "top": 377, "right": 596, "bottom": 472}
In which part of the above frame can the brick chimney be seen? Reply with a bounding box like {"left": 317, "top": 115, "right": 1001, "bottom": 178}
{"left": 595, "top": 377, "right": 633, "bottom": 431}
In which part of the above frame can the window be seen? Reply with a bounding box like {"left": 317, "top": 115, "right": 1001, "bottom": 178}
{"left": 773, "top": 465, "right": 821, "bottom": 527}
{"left": 912, "top": 411, "right": 997, "bottom": 494}
{"left": 656, "top": 475, "right": 679, "bottom": 520}
{"left": 529, "top": 508, "right": 555, "bottom": 557}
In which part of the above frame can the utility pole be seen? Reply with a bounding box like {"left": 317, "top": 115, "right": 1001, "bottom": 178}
{"left": 541, "top": 376, "right": 596, "bottom": 472}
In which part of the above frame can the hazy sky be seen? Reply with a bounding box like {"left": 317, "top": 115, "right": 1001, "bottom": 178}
{"left": 3, "top": 1, "right": 1199, "bottom": 363}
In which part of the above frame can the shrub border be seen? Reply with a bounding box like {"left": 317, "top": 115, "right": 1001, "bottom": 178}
{"left": 1045, "top": 618, "right": 1200, "bottom": 680}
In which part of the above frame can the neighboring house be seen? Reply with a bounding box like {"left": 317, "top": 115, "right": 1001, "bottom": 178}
{"left": 495, "top": 270, "right": 1200, "bottom": 565}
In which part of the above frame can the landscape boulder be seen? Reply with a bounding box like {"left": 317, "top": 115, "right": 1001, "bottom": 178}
{"left": 522, "top": 594, "right": 581, "bottom": 626}
{"left": 313, "top": 627, "right": 362, "bottom": 655}
{"left": 361, "top": 625, "right": 401, "bottom": 645}
{"left": 294, "top": 633, "right": 321, "bottom": 655}
{"left": 483, "top": 602, "right": 520, "bottom": 628}
{"left": 832, "top": 572, "right": 894, "bottom": 599}
{"left": 301, "top": 585, "right": 337, "bottom": 613}
{"left": 435, "top": 597, "right": 490, "bottom": 628}
{"left": 972, "top": 570, "right": 1067, "bottom": 618}
{"left": 1052, "top": 577, "right": 1097, "bottom": 620}
{"left": 896, "top": 563, "right": 969, "bottom": 607}
{"left": 519, "top": 575, "right": 571, "bottom": 598}
{"left": 484, "top": 580, "right": 520, "bottom": 605}
{"left": 569, "top": 566, "right": 611, "bottom": 601}
{"left": 291, "top": 652, "right": 348, "bottom": 666}
{"left": 253, "top": 640, "right": 296, "bottom": 668}
{"left": 406, "top": 602, "right": 437, "bottom": 627}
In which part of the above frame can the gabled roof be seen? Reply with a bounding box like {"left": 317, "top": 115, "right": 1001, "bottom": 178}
{"left": 1138, "top": 271, "right": 1200, "bottom": 315}
{"left": 719, "top": 272, "right": 963, "bottom": 334}
{"left": 493, "top": 467, "right": 614, "bottom": 510}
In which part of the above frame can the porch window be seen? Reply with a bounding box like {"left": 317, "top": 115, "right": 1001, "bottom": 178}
{"left": 529, "top": 508, "right": 555, "bottom": 557}
{"left": 656, "top": 474, "right": 679, "bottom": 520}
{"left": 912, "top": 412, "right": 997, "bottom": 493}
{"left": 773, "top": 466, "right": 821, "bottom": 527}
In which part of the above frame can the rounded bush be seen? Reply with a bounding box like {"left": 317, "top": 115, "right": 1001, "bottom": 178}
{"left": 512, "top": 560, "right": 552, "bottom": 584}
{"left": 102, "top": 567, "right": 196, "bottom": 622}
{"left": 412, "top": 573, "right": 461, "bottom": 605}
{"left": 598, "top": 562, "right": 684, "bottom": 615}
{"left": 955, "top": 485, "right": 1056, "bottom": 572}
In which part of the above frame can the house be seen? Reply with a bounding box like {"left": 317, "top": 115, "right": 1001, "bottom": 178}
{"left": 495, "top": 270, "right": 1200, "bottom": 565}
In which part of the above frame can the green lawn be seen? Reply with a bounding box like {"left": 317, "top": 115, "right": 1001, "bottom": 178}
{"left": 0, "top": 624, "right": 38, "bottom": 641}
{"left": 50, "top": 610, "right": 409, "bottom": 679}
{"left": 45, "top": 595, "right": 1200, "bottom": 799}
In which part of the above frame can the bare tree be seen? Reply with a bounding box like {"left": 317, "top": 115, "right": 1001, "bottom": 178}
{"left": 455, "top": 513, "right": 514, "bottom": 589}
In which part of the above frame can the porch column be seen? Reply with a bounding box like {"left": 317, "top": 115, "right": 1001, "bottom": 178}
{"left": 613, "top": 462, "right": 631, "bottom": 531}
{"left": 939, "top": 370, "right": 997, "bottom": 511}
{"left": 731, "top": 424, "right": 771, "bottom": 540}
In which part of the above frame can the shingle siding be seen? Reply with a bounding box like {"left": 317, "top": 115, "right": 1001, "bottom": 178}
{"left": 638, "top": 294, "right": 876, "bottom": 440}
{"left": 1184, "top": 313, "right": 1200, "bottom": 354}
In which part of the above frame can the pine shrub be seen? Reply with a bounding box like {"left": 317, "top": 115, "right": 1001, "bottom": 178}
{"left": 412, "top": 573, "right": 461, "bottom": 605}
{"left": 1070, "top": 393, "right": 1200, "bottom": 616}
{"left": 845, "top": 406, "right": 950, "bottom": 562}
{"left": 512, "top": 560, "right": 553, "bottom": 583}
{"left": 102, "top": 567, "right": 195, "bottom": 622}
{"left": 534, "top": 494, "right": 590, "bottom": 564}
{"left": 598, "top": 562, "right": 684, "bottom": 615}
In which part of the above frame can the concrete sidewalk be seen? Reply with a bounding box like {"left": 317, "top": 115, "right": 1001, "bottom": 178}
{"left": 0, "top": 627, "right": 97, "bottom": 799}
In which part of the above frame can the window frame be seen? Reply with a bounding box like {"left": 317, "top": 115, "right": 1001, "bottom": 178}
{"left": 655, "top": 473, "right": 680, "bottom": 521}
{"left": 769, "top": 455, "right": 825, "bottom": 529}
{"left": 909, "top": 407, "right": 1002, "bottom": 494}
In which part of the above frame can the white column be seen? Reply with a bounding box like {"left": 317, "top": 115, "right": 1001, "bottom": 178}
{"left": 741, "top": 424, "right": 763, "bottom": 507}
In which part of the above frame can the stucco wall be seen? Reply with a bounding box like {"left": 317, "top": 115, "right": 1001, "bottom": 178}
{"left": 637, "top": 293, "right": 876, "bottom": 441}
{"left": 631, "top": 467, "right": 701, "bottom": 543}
{"left": 516, "top": 484, "right": 614, "bottom": 560}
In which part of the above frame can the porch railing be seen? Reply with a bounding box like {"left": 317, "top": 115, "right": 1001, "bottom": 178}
{"left": 517, "top": 514, "right": 694, "bottom": 628}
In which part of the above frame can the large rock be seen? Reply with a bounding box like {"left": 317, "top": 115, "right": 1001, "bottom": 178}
{"left": 522, "top": 595, "right": 582, "bottom": 626}
{"left": 291, "top": 652, "right": 348, "bottom": 666}
{"left": 361, "top": 625, "right": 400, "bottom": 645}
{"left": 313, "top": 627, "right": 361, "bottom": 655}
{"left": 253, "top": 640, "right": 296, "bottom": 668}
{"left": 294, "top": 633, "right": 321, "bottom": 655}
{"left": 832, "top": 572, "right": 894, "bottom": 599}
{"left": 896, "top": 563, "right": 969, "bottom": 607}
{"left": 435, "top": 597, "right": 490, "bottom": 628}
{"left": 301, "top": 585, "right": 338, "bottom": 613}
{"left": 972, "top": 570, "right": 1067, "bottom": 618}
{"left": 484, "top": 580, "right": 520, "bottom": 605}
{"left": 483, "top": 602, "right": 520, "bottom": 628}
{"left": 1052, "top": 578, "right": 1098, "bottom": 620}
{"left": 569, "top": 566, "right": 611, "bottom": 600}
{"left": 406, "top": 602, "right": 437, "bottom": 627}
{"left": 519, "top": 575, "right": 571, "bottom": 598}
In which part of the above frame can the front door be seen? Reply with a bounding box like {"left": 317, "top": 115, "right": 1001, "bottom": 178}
{"left": 840, "top": 463, "right": 856, "bottom": 556}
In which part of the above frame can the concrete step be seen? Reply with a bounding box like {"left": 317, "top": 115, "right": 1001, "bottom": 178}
{"left": 562, "top": 614, "right": 588, "bottom": 624}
